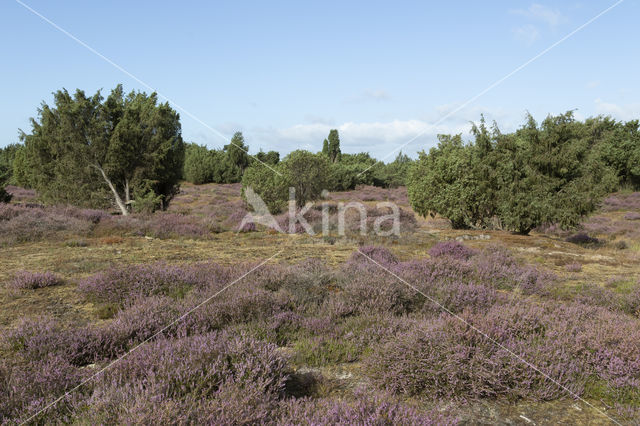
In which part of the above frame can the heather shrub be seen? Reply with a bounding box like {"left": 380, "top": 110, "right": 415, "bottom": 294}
{"left": 0, "top": 204, "right": 92, "bottom": 245}
{"left": 471, "top": 246, "right": 557, "bottom": 295}
{"left": 0, "top": 354, "right": 85, "bottom": 423}
{"left": 86, "top": 296, "right": 183, "bottom": 361}
{"left": 78, "top": 332, "right": 290, "bottom": 423}
{"left": 348, "top": 245, "right": 398, "bottom": 266}
{"left": 3, "top": 316, "right": 67, "bottom": 361}
{"left": 393, "top": 246, "right": 556, "bottom": 297}
{"left": 624, "top": 211, "right": 640, "bottom": 220}
{"left": 78, "top": 262, "right": 234, "bottom": 306}
{"left": 565, "top": 262, "right": 582, "bottom": 273}
{"left": 365, "top": 302, "right": 640, "bottom": 402}
{"left": 260, "top": 258, "right": 334, "bottom": 309}
{"left": 428, "top": 241, "right": 475, "bottom": 260}
{"left": 601, "top": 192, "right": 640, "bottom": 212}
{"left": 280, "top": 390, "right": 457, "bottom": 425}
{"left": 5, "top": 271, "right": 63, "bottom": 290}
{"left": 178, "top": 286, "right": 292, "bottom": 336}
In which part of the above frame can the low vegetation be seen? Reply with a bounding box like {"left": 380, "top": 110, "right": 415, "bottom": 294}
{"left": 2, "top": 86, "right": 640, "bottom": 424}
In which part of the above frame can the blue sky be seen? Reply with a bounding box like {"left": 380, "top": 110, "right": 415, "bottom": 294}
{"left": 1, "top": 1, "right": 638, "bottom": 160}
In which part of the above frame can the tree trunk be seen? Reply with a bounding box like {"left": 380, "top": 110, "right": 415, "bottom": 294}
{"left": 124, "top": 178, "right": 131, "bottom": 213}
{"left": 92, "top": 164, "right": 129, "bottom": 216}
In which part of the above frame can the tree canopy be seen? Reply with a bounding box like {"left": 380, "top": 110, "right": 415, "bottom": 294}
{"left": 16, "top": 85, "right": 184, "bottom": 214}
{"left": 408, "top": 112, "right": 625, "bottom": 234}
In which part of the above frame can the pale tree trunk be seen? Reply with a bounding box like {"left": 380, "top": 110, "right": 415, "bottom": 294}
{"left": 124, "top": 178, "right": 131, "bottom": 212}
{"left": 92, "top": 164, "right": 129, "bottom": 216}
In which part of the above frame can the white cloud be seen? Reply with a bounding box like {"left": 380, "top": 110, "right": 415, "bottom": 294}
{"left": 514, "top": 24, "right": 540, "bottom": 45}
{"left": 511, "top": 3, "right": 565, "bottom": 45}
{"left": 192, "top": 106, "right": 521, "bottom": 160}
{"left": 512, "top": 3, "right": 564, "bottom": 27}
{"left": 594, "top": 99, "right": 640, "bottom": 121}
{"left": 247, "top": 118, "right": 474, "bottom": 160}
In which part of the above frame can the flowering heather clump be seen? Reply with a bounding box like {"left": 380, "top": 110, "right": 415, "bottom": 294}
{"left": 72, "top": 332, "right": 290, "bottom": 424}
{"left": 0, "top": 354, "right": 85, "bottom": 422}
{"left": 565, "top": 263, "right": 582, "bottom": 273}
{"left": 601, "top": 192, "right": 640, "bottom": 212}
{"left": 280, "top": 390, "right": 457, "bottom": 425}
{"left": 137, "top": 213, "right": 210, "bottom": 239}
{"left": 428, "top": 241, "right": 475, "bottom": 260}
{"left": 349, "top": 245, "right": 398, "bottom": 266}
{"left": 624, "top": 211, "right": 640, "bottom": 221}
{"left": 3, "top": 316, "right": 67, "bottom": 361}
{"left": 0, "top": 204, "right": 92, "bottom": 245}
{"left": 580, "top": 214, "right": 640, "bottom": 240}
{"left": 365, "top": 301, "right": 640, "bottom": 402}
{"left": 4, "top": 185, "right": 37, "bottom": 203}
{"left": 336, "top": 269, "right": 420, "bottom": 316}
{"left": 6, "top": 271, "right": 63, "bottom": 290}
{"left": 327, "top": 185, "right": 410, "bottom": 205}
{"left": 394, "top": 245, "right": 556, "bottom": 297}
{"left": 78, "top": 262, "right": 235, "bottom": 306}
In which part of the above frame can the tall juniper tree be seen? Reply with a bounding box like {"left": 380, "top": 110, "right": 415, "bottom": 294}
{"left": 17, "top": 85, "right": 184, "bottom": 214}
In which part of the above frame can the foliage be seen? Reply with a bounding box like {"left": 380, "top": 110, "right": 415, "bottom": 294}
{"left": 16, "top": 85, "right": 184, "bottom": 214}
{"left": 6, "top": 271, "right": 63, "bottom": 290}
{"left": 407, "top": 134, "right": 485, "bottom": 228}
{"left": 255, "top": 150, "right": 280, "bottom": 166}
{"left": 379, "top": 151, "right": 414, "bottom": 188}
{"left": 325, "top": 129, "right": 342, "bottom": 163}
{"left": 183, "top": 143, "right": 217, "bottom": 184}
{"left": 242, "top": 150, "right": 329, "bottom": 213}
{"left": 428, "top": 241, "right": 475, "bottom": 260}
{"left": 224, "top": 131, "right": 250, "bottom": 174}
{"left": 408, "top": 112, "right": 623, "bottom": 233}
{"left": 241, "top": 162, "right": 289, "bottom": 213}
{"left": 282, "top": 150, "right": 329, "bottom": 208}
{"left": 0, "top": 144, "right": 20, "bottom": 202}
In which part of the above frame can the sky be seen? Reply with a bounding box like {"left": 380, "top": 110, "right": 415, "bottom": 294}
{"left": 1, "top": 0, "right": 638, "bottom": 160}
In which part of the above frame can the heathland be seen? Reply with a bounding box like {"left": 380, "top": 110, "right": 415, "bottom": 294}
{"left": 1, "top": 182, "right": 640, "bottom": 424}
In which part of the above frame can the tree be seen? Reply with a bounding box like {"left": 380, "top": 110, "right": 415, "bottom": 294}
{"left": 282, "top": 150, "right": 329, "bottom": 208}
{"left": 407, "top": 112, "right": 620, "bottom": 234}
{"left": 407, "top": 134, "right": 484, "bottom": 228}
{"left": 327, "top": 129, "right": 341, "bottom": 163}
{"left": 241, "top": 162, "right": 288, "bottom": 213}
{"left": 380, "top": 151, "right": 414, "bottom": 188}
{"left": 0, "top": 144, "right": 21, "bottom": 186}
{"left": 17, "top": 85, "right": 184, "bottom": 214}
{"left": 255, "top": 150, "right": 280, "bottom": 166}
{"left": 495, "top": 112, "right": 618, "bottom": 233}
{"left": 183, "top": 143, "right": 216, "bottom": 184}
{"left": 242, "top": 150, "right": 329, "bottom": 213}
{"left": 0, "top": 144, "right": 19, "bottom": 203}
{"left": 225, "top": 132, "right": 250, "bottom": 174}
{"left": 322, "top": 139, "right": 329, "bottom": 157}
